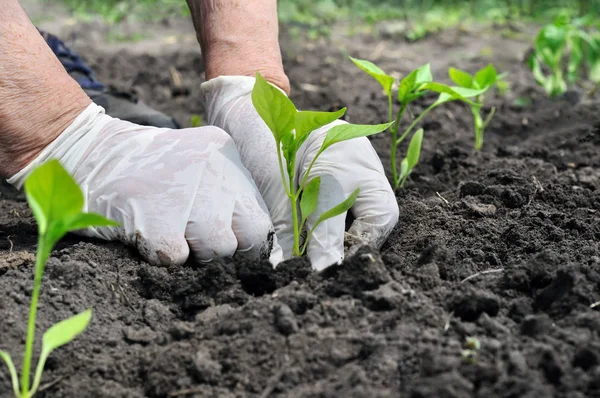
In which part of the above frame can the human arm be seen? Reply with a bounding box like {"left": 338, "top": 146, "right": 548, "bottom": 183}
{"left": 1, "top": 0, "right": 278, "bottom": 266}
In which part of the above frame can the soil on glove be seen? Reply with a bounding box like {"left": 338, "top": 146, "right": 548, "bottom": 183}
{"left": 1, "top": 18, "right": 600, "bottom": 398}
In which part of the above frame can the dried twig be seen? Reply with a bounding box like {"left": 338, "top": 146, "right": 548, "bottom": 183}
{"left": 591, "top": 301, "right": 600, "bottom": 309}
{"left": 7, "top": 235, "right": 14, "bottom": 259}
{"left": 436, "top": 192, "right": 449, "bottom": 205}
{"left": 443, "top": 311, "right": 454, "bottom": 333}
{"left": 37, "top": 375, "right": 65, "bottom": 392}
{"left": 461, "top": 268, "right": 504, "bottom": 284}
{"left": 168, "top": 66, "right": 182, "bottom": 87}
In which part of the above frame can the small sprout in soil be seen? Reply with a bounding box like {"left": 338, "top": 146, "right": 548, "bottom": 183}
{"left": 0, "top": 160, "right": 118, "bottom": 398}
{"left": 461, "top": 336, "right": 481, "bottom": 364}
{"left": 251, "top": 73, "right": 391, "bottom": 257}
{"left": 528, "top": 15, "right": 600, "bottom": 97}
{"left": 350, "top": 57, "right": 488, "bottom": 188}
{"left": 190, "top": 114, "right": 204, "bottom": 127}
{"left": 448, "top": 64, "right": 504, "bottom": 151}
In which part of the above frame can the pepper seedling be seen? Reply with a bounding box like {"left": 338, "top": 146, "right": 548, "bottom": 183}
{"left": 528, "top": 16, "right": 598, "bottom": 97}
{"left": 447, "top": 64, "right": 504, "bottom": 151}
{"left": 0, "top": 160, "right": 118, "bottom": 398}
{"left": 251, "top": 73, "right": 391, "bottom": 257}
{"left": 350, "top": 58, "right": 488, "bottom": 188}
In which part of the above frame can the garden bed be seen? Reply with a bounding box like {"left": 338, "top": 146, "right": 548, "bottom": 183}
{"left": 1, "top": 23, "right": 600, "bottom": 397}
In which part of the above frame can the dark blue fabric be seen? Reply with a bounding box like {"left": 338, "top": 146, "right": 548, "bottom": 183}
{"left": 43, "top": 32, "right": 105, "bottom": 91}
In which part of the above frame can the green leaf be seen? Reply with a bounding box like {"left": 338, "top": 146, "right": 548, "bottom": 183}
{"left": 350, "top": 57, "right": 395, "bottom": 97}
{"left": 399, "top": 158, "right": 409, "bottom": 181}
{"left": 24, "top": 159, "right": 84, "bottom": 235}
{"left": 406, "top": 128, "right": 424, "bottom": 170}
{"left": 0, "top": 350, "right": 20, "bottom": 397}
{"left": 31, "top": 309, "right": 93, "bottom": 395}
{"left": 65, "top": 213, "right": 119, "bottom": 231}
{"left": 474, "top": 64, "right": 498, "bottom": 89}
{"left": 449, "top": 67, "right": 474, "bottom": 88}
{"left": 535, "top": 24, "right": 568, "bottom": 68}
{"left": 422, "top": 83, "right": 489, "bottom": 105}
{"left": 414, "top": 64, "right": 433, "bottom": 85}
{"left": 423, "top": 82, "right": 488, "bottom": 98}
{"left": 251, "top": 73, "right": 296, "bottom": 143}
{"left": 321, "top": 122, "right": 393, "bottom": 152}
{"left": 567, "top": 36, "right": 584, "bottom": 83}
{"left": 42, "top": 309, "right": 92, "bottom": 355}
{"left": 528, "top": 53, "right": 550, "bottom": 87}
{"left": 313, "top": 188, "right": 360, "bottom": 227}
{"left": 300, "top": 177, "right": 321, "bottom": 223}
{"left": 295, "top": 108, "right": 346, "bottom": 150}
{"left": 398, "top": 64, "right": 432, "bottom": 102}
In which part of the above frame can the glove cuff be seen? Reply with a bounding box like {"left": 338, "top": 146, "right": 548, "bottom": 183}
{"left": 7, "top": 103, "right": 109, "bottom": 189}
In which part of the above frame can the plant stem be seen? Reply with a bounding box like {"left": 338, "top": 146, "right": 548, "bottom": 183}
{"left": 396, "top": 103, "right": 436, "bottom": 146}
{"left": 276, "top": 145, "right": 291, "bottom": 197}
{"left": 472, "top": 105, "right": 483, "bottom": 151}
{"left": 21, "top": 235, "right": 47, "bottom": 398}
{"left": 290, "top": 188, "right": 301, "bottom": 257}
{"left": 391, "top": 102, "right": 408, "bottom": 189}
{"left": 387, "top": 94, "right": 399, "bottom": 188}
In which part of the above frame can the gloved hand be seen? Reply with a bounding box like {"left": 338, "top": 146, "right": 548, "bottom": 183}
{"left": 8, "top": 103, "right": 278, "bottom": 266}
{"left": 201, "top": 76, "right": 399, "bottom": 270}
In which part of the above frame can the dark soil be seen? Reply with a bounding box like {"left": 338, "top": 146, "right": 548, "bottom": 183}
{"left": 2, "top": 21, "right": 600, "bottom": 398}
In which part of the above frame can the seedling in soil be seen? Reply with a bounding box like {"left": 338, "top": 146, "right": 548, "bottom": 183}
{"left": 0, "top": 160, "right": 118, "bottom": 398}
{"left": 251, "top": 73, "right": 391, "bottom": 257}
{"left": 190, "top": 114, "right": 204, "bottom": 127}
{"left": 461, "top": 336, "right": 481, "bottom": 364}
{"left": 528, "top": 16, "right": 599, "bottom": 97}
{"left": 447, "top": 64, "right": 504, "bottom": 150}
{"left": 350, "top": 58, "right": 488, "bottom": 188}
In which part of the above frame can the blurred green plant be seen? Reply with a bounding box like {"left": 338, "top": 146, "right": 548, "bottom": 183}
{"left": 50, "top": 0, "right": 600, "bottom": 27}
{"left": 190, "top": 114, "right": 204, "bottom": 128}
{"left": 528, "top": 13, "right": 600, "bottom": 97}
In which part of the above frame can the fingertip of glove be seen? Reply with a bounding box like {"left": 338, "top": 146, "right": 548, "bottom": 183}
{"left": 308, "top": 248, "right": 343, "bottom": 272}
{"left": 137, "top": 236, "right": 190, "bottom": 267}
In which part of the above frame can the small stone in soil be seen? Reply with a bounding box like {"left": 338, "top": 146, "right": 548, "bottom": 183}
{"left": 273, "top": 303, "right": 299, "bottom": 336}
{"left": 520, "top": 314, "right": 553, "bottom": 337}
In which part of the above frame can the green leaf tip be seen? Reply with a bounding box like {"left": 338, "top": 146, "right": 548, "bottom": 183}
{"left": 322, "top": 122, "right": 393, "bottom": 151}
{"left": 350, "top": 57, "right": 395, "bottom": 97}
{"left": 300, "top": 177, "right": 321, "bottom": 223}
{"left": 315, "top": 187, "right": 360, "bottom": 227}
{"left": 251, "top": 72, "right": 296, "bottom": 143}
{"left": 42, "top": 309, "right": 92, "bottom": 353}
{"left": 449, "top": 67, "right": 473, "bottom": 88}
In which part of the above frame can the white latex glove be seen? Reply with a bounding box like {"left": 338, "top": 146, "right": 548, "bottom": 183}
{"left": 8, "top": 103, "right": 278, "bottom": 266}
{"left": 201, "top": 76, "right": 399, "bottom": 271}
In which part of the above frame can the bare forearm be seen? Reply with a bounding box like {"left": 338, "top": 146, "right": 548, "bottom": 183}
{"left": 0, "top": 0, "right": 90, "bottom": 177}
{"left": 186, "top": 0, "right": 290, "bottom": 94}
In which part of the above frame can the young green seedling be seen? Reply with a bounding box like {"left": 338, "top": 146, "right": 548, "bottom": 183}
{"left": 0, "top": 160, "right": 118, "bottom": 398}
{"left": 251, "top": 73, "right": 391, "bottom": 257}
{"left": 350, "top": 57, "right": 488, "bottom": 188}
{"left": 448, "top": 64, "right": 503, "bottom": 150}
{"left": 528, "top": 16, "right": 598, "bottom": 97}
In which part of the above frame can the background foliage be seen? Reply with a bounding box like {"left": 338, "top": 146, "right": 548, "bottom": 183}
{"left": 44, "top": 0, "right": 600, "bottom": 25}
